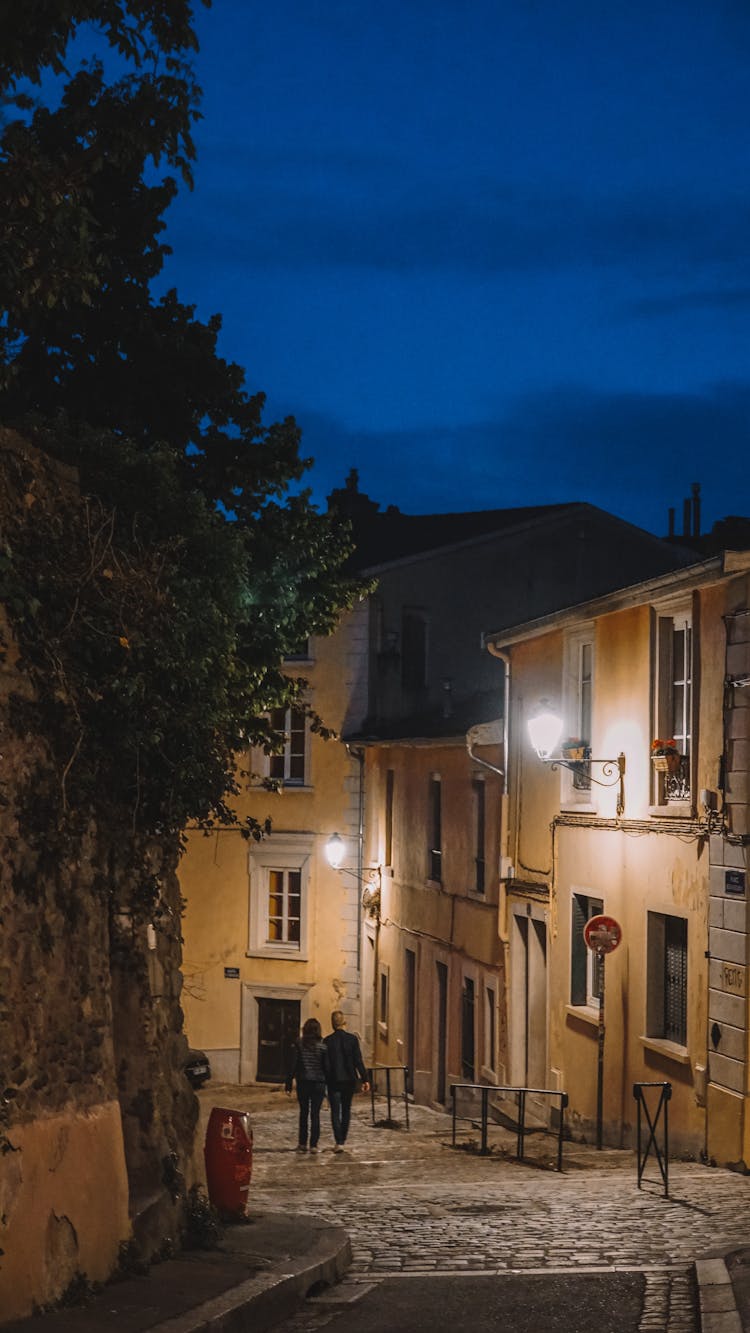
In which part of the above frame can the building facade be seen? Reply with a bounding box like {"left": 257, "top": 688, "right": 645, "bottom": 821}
{"left": 179, "top": 602, "right": 371, "bottom": 1084}
{"left": 485, "top": 549, "right": 750, "bottom": 1162}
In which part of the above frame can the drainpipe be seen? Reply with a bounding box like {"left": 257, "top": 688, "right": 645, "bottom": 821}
{"left": 346, "top": 743, "right": 365, "bottom": 972}
{"left": 471, "top": 644, "right": 509, "bottom": 794}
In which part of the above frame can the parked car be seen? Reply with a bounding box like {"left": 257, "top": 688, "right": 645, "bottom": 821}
{"left": 184, "top": 1048, "right": 211, "bottom": 1089}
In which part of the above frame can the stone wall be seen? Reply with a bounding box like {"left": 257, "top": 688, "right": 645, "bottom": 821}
{"left": 0, "top": 435, "right": 197, "bottom": 1322}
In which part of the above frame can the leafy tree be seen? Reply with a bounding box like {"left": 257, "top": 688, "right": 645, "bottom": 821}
{"left": 0, "top": 3, "right": 361, "bottom": 881}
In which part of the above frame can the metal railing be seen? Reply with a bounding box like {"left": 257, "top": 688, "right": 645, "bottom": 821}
{"left": 633, "top": 1081, "right": 671, "bottom": 1197}
{"left": 368, "top": 1065, "right": 410, "bottom": 1129}
{"left": 451, "top": 1083, "right": 568, "bottom": 1171}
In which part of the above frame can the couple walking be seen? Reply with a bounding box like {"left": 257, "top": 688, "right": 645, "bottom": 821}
{"left": 285, "top": 1011, "right": 370, "bottom": 1153}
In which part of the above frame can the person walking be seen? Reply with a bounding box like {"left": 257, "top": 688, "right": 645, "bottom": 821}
{"left": 324, "top": 1010, "right": 370, "bottom": 1152}
{"left": 285, "top": 1017, "right": 329, "bottom": 1153}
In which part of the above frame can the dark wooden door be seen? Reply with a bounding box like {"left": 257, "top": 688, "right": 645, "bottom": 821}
{"left": 405, "top": 948, "right": 416, "bottom": 1095}
{"left": 257, "top": 998, "right": 300, "bottom": 1081}
{"left": 436, "top": 962, "right": 448, "bottom": 1104}
{"left": 461, "top": 978, "right": 476, "bottom": 1081}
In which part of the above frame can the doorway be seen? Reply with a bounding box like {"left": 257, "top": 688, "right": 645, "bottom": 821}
{"left": 509, "top": 902, "right": 548, "bottom": 1118}
{"left": 461, "top": 978, "right": 476, "bottom": 1080}
{"left": 435, "top": 961, "right": 448, "bottom": 1104}
{"left": 404, "top": 948, "right": 416, "bottom": 1095}
{"left": 256, "top": 998, "right": 300, "bottom": 1082}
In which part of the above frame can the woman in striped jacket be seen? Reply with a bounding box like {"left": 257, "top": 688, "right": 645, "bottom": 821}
{"left": 285, "top": 1017, "right": 330, "bottom": 1152}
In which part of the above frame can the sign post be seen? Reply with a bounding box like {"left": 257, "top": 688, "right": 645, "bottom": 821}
{"left": 583, "top": 914, "right": 622, "bottom": 1150}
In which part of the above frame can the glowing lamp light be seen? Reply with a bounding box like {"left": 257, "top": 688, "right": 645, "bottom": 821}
{"left": 527, "top": 705, "right": 564, "bottom": 760}
{"left": 325, "top": 832, "right": 345, "bottom": 869}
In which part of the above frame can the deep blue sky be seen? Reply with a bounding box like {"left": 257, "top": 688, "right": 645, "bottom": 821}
{"left": 158, "top": 0, "right": 750, "bottom": 535}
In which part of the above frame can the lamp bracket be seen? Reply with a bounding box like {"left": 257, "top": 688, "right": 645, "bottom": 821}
{"left": 547, "top": 752, "right": 626, "bottom": 816}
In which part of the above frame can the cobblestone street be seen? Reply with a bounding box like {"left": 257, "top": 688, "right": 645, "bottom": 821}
{"left": 200, "top": 1085, "right": 750, "bottom": 1331}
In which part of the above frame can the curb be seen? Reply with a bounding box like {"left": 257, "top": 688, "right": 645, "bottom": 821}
{"left": 695, "top": 1257, "right": 743, "bottom": 1333}
{"left": 146, "top": 1217, "right": 352, "bottom": 1333}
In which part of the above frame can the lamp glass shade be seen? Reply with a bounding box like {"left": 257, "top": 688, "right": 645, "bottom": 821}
{"left": 528, "top": 708, "right": 564, "bottom": 760}
{"left": 325, "top": 832, "right": 345, "bottom": 869}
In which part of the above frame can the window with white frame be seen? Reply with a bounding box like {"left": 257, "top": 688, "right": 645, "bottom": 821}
{"left": 248, "top": 833, "right": 312, "bottom": 959}
{"left": 646, "top": 911, "right": 688, "bottom": 1046}
{"left": 268, "top": 705, "right": 309, "bottom": 786}
{"left": 653, "top": 603, "right": 692, "bottom": 805}
{"left": 571, "top": 892, "right": 603, "bottom": 1007}
{"left": 561, "top": 625, "right": 595, "bottom": 805}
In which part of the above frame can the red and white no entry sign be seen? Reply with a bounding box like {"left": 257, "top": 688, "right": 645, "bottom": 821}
{"left": 583, "top": 914, "right": 622, "bottom": 954}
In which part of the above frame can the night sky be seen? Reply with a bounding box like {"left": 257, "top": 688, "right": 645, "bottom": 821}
{"left": 157, "top": 1, "right": 750, "bottom": 535}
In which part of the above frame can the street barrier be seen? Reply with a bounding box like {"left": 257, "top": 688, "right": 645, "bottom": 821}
{"left": 368, "top": 1064, "right": 410, "bottom": 1129}
{"left": 633, "top": 1081, "right": 671, "bottom": 1197}
{"left": 451, "top": 1083, "right": 568, "bottom": 1170}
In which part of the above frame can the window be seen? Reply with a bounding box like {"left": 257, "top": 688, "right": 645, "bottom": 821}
{"left": 268, "top": 706, "right": 308, "bottom": 786}
{"left": 248, "top": 833, "right": 312, "bottom": 959}
{"left": 562, "top": 626, "right": 594, "bottom": 804}
{"left": 472, "top": 779, "right": 486, "bottom": 893}
{"left": 571, "top": 893, "right": 603, "bottom": 1007}
{"left": 484, "top": 991, "right": 495, "bottom": 1071}
{"left": 428, "top": 776, "right": 442, "bottom": 882}
{"left": 402, "top": 609, "right": 428, "bottom": 691}
{"left": 385, "top": 769, "right": 394, "bottom": 867}
{"left": 283, "top": 638, "right": 311, "bottom": 662}
{"left": 653, "top": 606, "right": 692, "bottom": 804}
{"left": 647, "top": 912, "right": 688, "bottom": 1046}
{"left": 266, "top": 868, "right": 301, "bottom": 945}
{"left": 378, "top": 963, "right": 390, "bottom": 1037}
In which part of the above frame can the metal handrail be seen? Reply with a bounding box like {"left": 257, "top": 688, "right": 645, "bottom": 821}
{"left": 368, "top": 1064, "right": 410, "bottom": 1129}
{"left": 451, "top": 1083, "right": 569, "bottom": 1171}
{"left": 633, "top": 1081, "right": 671, "bottom": 1196}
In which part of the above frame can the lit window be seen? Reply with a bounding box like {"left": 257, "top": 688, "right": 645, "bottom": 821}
{"left": 562, "top": 627, "right": 595, "bottom": 804}
{"left": 653, "top": 606, "right": 692, "bottom": 804}
{"left": 571, "top": 893, "right": 603, "bottom": 1007}
{"left": 266, "top": 868, "right": 301, "bottom": 946}
{"left": 247, "top": 833, "right": 312, "bottom": 960}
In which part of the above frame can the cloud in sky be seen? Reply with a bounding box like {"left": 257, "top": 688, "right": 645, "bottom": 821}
{"left": 296, "top": 381, "right": 750, "bottom": 537}
{"left": 170, "top": 165, "right": 750, "bottom": 282}
{"left": 153, "top": 1, "right": 750, "bottom": 532}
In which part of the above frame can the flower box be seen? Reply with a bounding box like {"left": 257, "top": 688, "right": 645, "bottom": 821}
{"left": 652, "top": 752, "right": 681, "bottom": 774}
{"left": 561, "top": 739, "right": 589, "bottom": 762}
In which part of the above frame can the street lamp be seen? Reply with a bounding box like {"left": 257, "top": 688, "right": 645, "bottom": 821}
{"left": 527, "top": 702, "right": 626, "bottom": 817}
{"left": 325, "top": 831, "right": 345, "bottom": 869}
{"left": 325, "top": 833, "right": 381, "bottom": 916}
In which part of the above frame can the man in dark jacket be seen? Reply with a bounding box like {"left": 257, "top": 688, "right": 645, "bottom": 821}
{"left": 324, "top": 1011, "right": 370, "bottom": 1151}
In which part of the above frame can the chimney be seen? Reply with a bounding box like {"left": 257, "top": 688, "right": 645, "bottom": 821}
{"left": 691, "top": 482, "right": 701, "bottom": 538}
{"left": 683, "top": 497, "right": 691, "bottom": 538}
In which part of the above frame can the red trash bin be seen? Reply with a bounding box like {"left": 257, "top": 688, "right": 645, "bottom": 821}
{"left": 204, "top": 1106, "right": 253, "bottom": 1219}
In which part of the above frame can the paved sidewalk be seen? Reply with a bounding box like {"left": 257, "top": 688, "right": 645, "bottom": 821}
{"left": 5, "top": 1083, "right": 750, "bottom": 1331}
{"left": 3, "top": 1212, "right": 351, "bottom": 1333}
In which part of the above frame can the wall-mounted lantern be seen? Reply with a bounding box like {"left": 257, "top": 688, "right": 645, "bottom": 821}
{"left": 325, "top": 832, "right": 381, "bottom": 917}
{"left": 527, "top": 702, "right": 626, "bottom": 817}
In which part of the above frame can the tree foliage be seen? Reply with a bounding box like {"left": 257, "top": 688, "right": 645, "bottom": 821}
{"left": 0, "top": 3, "right": 361, "bottom": 891}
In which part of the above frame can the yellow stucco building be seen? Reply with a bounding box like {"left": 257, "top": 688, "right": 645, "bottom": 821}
{"left": 485, "top": 549, "right": 750, "bottom": 1162}
{"left": 179, "top": 602, "right": 372, "bottom": 1083}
